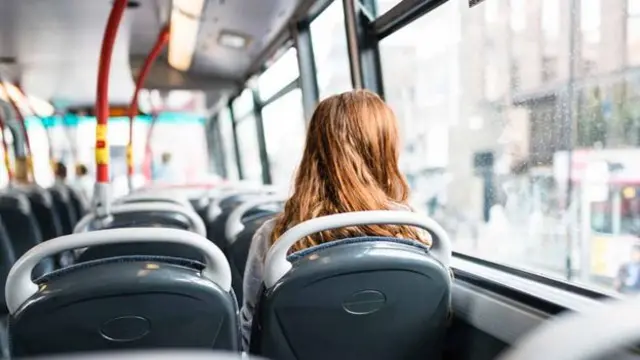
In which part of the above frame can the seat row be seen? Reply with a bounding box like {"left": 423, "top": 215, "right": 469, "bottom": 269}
{"left": 4, "top": 184, "right": 453, "bottom": 360}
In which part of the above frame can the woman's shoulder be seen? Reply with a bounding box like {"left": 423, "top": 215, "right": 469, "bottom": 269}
{"left": 252, "top": 217, "right": 279, "bottom": 246}
{"left": 256, "top": 217, "right": 278, "bottom": 235}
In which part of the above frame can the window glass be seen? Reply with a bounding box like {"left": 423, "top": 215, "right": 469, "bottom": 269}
{"left": 310, "top": 1, "right": 352, "bottom": 99}
{"left": 510, "top": 0, "right": 527, "bottom": 32}
{"left": 376, "top": 0, "right": 401, "bottom": 16}
{"left": 258, "top": 47, "right": 299, "bottom": 102}
{"left": 219, "top": 108, "right": 239, "bottom": 180}
{"left": 232, "top": 88, "right": 254, "bottom": 119}
{"left": 379, "top": 0, "right": 636, "bottom": 294}
{"left": 581, "top": 0, "right": 601, "bottom": 75}
{"left": 26, "top": 118, "right": 54, "bottom": 187}
{"left": 541, "top": 0, "right": 559, "bottom": 40}
{"left": 235, "top": 115, "right": 262, "bottom": 183}
{"left": 629, "top": 0, "right": 640, "bottom": 65}
{"left": 0, "top": 128, "right": 13, "bottom": 187}
{"left": 261, "top": 88, "right": 305, "bottom": 190}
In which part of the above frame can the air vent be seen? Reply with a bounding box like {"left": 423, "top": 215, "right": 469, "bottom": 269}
{"left": 218, "top": 30, "right": 251, "bottom": 49}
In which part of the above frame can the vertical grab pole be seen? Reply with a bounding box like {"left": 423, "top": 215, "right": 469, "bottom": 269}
{"left": 2, "top": 84, "right": 34, "bottom": 183}
{"left": 127, "top": 25, "right": 170, "bottom": 192}
{"left": 94, "top": 0, "right": 128, "bottom": 216}
{"left": 0, "top": 110, "right": 13, "bottom": 184}
{"left": 143, "top": 108, "right": 160, "bottom": 183}
{"left": 17, "top": 85, "right": 56, "bottom": 177}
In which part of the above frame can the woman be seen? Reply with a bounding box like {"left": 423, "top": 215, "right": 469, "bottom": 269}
{"left": 240, "top": 90, "right": 431, "bottom": 350}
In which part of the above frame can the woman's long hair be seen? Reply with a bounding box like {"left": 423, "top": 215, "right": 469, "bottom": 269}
{"left": 270, "top": 90, "right": 429, "bottom": 252}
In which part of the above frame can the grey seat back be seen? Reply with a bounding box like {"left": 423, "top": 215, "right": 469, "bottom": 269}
{"left": 0, "top": 193, "right": 54, "bottom": 279}
{"left": 48, "top": 186, "right": 77, "bottom": 235}
{"left": 252, "top": 237, "right": 450, "bottom": 360}
{"left": 0, "top": 216, "right": 15, "bottom": 314}
{"left": 206, "top": 193, "right": 271, "bottom": 250}
{"left": 77, "top": 212, "right": 203, "bottom": 263}
{"left": 227, "top": 212, "right": 277, "bottom": 304}
{"left": 7, "top": 228, "right": 239, "bottom": 357}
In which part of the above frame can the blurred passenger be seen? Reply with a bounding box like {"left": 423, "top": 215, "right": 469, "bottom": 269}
{"left": 240, "top": 90, "right": 435, "bottom": 350}
{"left": 154, "top": 152, "right": 183, "bottom": 183}
{"left": 74, "top": 164, "right": 93, "bottom": 202}
{"left": 54, "top": 162, "right": 67, "bottom": 184}
{"left": 614, "top": 244, "right": 640, "bottom": 294}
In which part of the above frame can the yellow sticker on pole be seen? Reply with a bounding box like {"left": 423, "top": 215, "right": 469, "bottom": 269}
{"left": 95, "top": 147, "right": 109, "bottom": 165}
{"left": 4, "top": 152, "right": 11, "bottom": 170}
{"left": 126, "top": 144, "right": 133, "bottom": 167}
{"left": 26, "top": 155, "right": 33, "bottom": 173}
{"left": 96, "top": 124, "right": 108, "bottom": 141}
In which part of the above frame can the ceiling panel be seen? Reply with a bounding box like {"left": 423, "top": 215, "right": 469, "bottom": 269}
{"left": 191, "top": 0, "right": 301, "bottom": 79}
{"left": 0, "top": 0, "right": 138, "bottom": 106}
{"left": 0, "top": 0, "right": 305, "bottom": 105}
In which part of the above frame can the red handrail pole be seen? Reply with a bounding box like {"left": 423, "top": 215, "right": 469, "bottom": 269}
{"left": 127, "top": 25, "right": 170, "bottom": 182}
{"left": 95, "top": 0, "right": 128, "bottom": 184}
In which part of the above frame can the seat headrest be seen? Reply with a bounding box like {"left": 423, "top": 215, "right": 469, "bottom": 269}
{"left": 286, "top": 236, "right": 430, "bottom": 262}
{"left": 35, "top": 255, "right": 205, "bottom": 284}
{"left": 0, "top": 194, "right": 31, "bottom": 214}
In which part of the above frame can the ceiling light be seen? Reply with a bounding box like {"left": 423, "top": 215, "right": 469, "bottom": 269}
{"left": 218, "top": 31, "right": 251, "bottom": 49}
{"left": 168, "top": 0, "right": 205, "bottom": 71}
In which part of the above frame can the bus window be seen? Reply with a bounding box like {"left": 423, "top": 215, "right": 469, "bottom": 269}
{"left": 258, "top": 48, "right": 299, "bottom": 102}
{"left": 261, "top": 88, "right": 305, "bottom": 189}
{"left": 377, "top": 0, "right": 639, "bottom": 293}
{"left": 219, "top": 108, "right": 239, "bottom": 181}
{"left": 235, "top": 115, "right": 262, "bottom": 183}
{"left": 310, "top": 0, "right": 352, "bottom": 99}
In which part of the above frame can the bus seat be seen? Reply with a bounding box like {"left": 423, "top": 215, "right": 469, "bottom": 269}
{"left": 74, "top": 202, "right": 207, "bottom": 263}
{"left": 48, "top": 186, "right": 77, "bottom": 235}
{"left": 224, "top": 196, "right": 285, "bottom": 304}
{"left": 6, "top": 228, "right": 239, "bottom": 357}
{"left": 206, "top": 191, "right": 276, "bottom": 251}
{"left": 21, "top": 187, "right": 64, "bottom": 241}
{"left": 228, "top": 213, "right": 277, "bottom": 304}
{"left": 0, "top": 216, "right": 15, "bottom": 314}
{"left": 115, "top": 192, "right": 193, "bottom": 210}
{"left": 251, "top": 211, "right": 452, "bottom": 360}
{"left": 18, "top": 187, "right": 74, "bottom": 268}
{"left": 0, "top": 193, "right": 54, "bottom": 280}
{"left": 66, "top": 185, "right": 89, "bottom": 221}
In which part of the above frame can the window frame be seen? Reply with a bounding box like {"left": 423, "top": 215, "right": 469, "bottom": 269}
{"left": 213, "top": 0, "right": 618, "bottom": 297}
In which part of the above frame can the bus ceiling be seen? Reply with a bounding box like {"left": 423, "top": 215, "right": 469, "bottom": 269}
{"left": 0, "top": 0, "right": 316, "bottom": 107}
